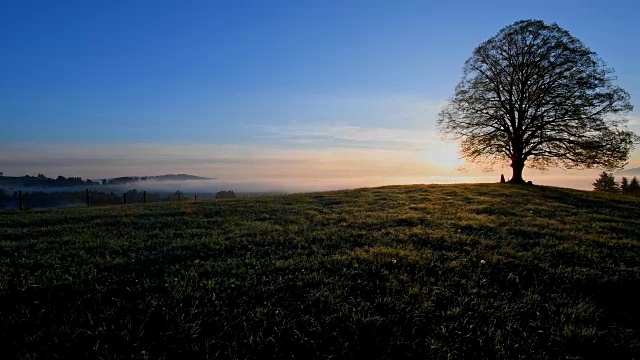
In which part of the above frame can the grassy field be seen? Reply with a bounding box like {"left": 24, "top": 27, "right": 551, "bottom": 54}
{"left": 1, "top": 183, "right": 639, "bottom": 359}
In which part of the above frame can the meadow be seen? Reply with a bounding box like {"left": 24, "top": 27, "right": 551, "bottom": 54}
{"left": 1, "top": 183, "right": 639, "bottom": 359}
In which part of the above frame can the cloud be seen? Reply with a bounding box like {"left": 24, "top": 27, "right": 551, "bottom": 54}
{"left": 251, "top": 94, "right": 452, "bottom": 154}
{"left": 264, "top": 124, "right": 436, "bottom": 150}
{"left": 266, "top": 94, "right": 446, "bottom": 130}
{"left": 0, "top": 93, "right": 455, "bottom": 187}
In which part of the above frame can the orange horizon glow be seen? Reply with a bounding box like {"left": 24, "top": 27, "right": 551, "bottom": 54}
{"left": 2, "top": 141, "right": 638, "bottom": 192}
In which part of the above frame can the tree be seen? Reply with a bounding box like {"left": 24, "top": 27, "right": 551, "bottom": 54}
{"left": 629, "top": 176, "right": 640, "bottom": 196}
{"left": 593, "top": 172, "right": 618, "bottom": 193}
{"left": 438, "top": 19, "right": 637, "bottom": 183}
{"left": 620, "top": 176, "right": 630, "bottom": 194}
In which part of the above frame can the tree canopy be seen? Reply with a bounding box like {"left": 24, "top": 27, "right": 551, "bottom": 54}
{"left": 438, "top": 19, "right": 637, "bottom": 183}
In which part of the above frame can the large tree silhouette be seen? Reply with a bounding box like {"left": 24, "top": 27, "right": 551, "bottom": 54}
{"left": 438, "top": 19, "right": 637, "bottom": 183}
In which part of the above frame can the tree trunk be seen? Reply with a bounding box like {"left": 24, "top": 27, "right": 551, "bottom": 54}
{"left": 509, "top": 158, "right": 526, "bottom": 184}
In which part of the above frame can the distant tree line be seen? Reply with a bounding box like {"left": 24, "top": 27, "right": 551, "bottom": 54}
{"left": 0, "top": 173, "right": 212, "bottom": 188}
{"left": 593, "top": 172, "right": 640, "bottom": 196}
{"left": 0, "top": 173, "right": 98, "bottom": 188}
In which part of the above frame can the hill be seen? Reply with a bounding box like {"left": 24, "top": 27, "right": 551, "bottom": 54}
{"left": 150, "top": 173, "right": 213, "bottom": 181}
{"left": 104, "top": 174, "right": 212, "bottom": 185}
{"left": 618, "top": 167, "right": 640, "bottom": 175}
{"left": 0, "top": 184, "right": 639, "bottom": 359}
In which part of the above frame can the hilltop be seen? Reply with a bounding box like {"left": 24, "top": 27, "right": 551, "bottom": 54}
{"left": 0, "top": 184, "right": 639, "bottom": 359}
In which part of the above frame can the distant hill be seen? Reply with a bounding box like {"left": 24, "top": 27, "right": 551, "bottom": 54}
{"left": 618, "top": 167, "right": 640, "bottom": 175}
{"left": 151, "top": 174, "right": 213, "bottom": 181}
{"left": 104, "top": 174, "right": 213, "bottom": 185}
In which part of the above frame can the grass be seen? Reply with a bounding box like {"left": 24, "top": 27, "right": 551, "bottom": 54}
{"left": 1, "top": 183, "right": 639, "bottom": 359}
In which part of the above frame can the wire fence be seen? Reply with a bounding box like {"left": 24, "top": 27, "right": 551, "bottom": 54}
{"left": 3, "top": 189, "right": 234, "bottom": 211}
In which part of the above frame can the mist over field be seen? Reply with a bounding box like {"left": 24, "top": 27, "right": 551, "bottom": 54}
{"left": 99, "top": 179, "right": 291, "bottom": 194}
{"left": 91, "top": 174, "right": 604, "bottom": 194}
{"left": 0, "top": 173, "right": 604, "bottom": 194}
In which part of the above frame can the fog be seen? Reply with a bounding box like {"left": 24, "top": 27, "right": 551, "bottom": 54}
{"left": 0, "top": 173, "right": 616, "bottom": 211}
{"left": 2, "top": 173, "right": 605, "bottom": 196}
{"left": 98, "top": 177, "right": 499, "bottom": 194}
{"left": 91, "top": 174, "right": 600, "bottom": 194}
{"left": 100, "top": 179, "right": 295, "bottom": 194}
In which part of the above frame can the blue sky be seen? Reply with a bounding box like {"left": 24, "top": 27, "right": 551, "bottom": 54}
{"left": 1, "top": 0, "right": 639, "bottom": 190}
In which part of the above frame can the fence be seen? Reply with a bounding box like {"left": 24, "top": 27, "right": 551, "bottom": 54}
{"left": 10, "top": 189, "right": 202, "bottom": 210}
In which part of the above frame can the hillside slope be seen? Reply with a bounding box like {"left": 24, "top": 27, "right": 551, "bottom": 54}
{"left": 1, "top": 184, "right": 639, "bottom": 359}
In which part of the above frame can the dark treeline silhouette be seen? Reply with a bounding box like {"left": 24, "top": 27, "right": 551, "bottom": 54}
{"left": 593, "top": 172, "right": 640, "bottom": 196}
{"left": 0, "top": 174, "right": 98, "bottom": 188}
{"left": 0, "top": 173, "right": 213, "bottom": 188}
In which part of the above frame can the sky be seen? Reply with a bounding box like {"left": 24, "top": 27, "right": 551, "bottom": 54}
{"left": 1, "top": 0, "right": 639, "bottom": 191}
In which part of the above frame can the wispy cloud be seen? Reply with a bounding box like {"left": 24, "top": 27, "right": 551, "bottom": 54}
{"left": 280, "top": 94, "right": 446, "bottom": 130}
{"left": 0, "top": 93, "right": 458, "bottom": 191}
{"left": 264, "top": 124, "right": 436, "bottom": 150}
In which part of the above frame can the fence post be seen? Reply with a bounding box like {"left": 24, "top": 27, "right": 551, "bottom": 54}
{"left": 18, "top": 190, "right": 23, "bottom": 210}
{"left": 143, "top": 191, "right": 146, "bottom": 203}
{"left": 194, "top": 194, "right": 197, "bottom": 201}
{"left": 86, "top": 189, "right": 90, "bottom": 206}
{"left": 123, "top": 192, "right": 127, "bottom": 205}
